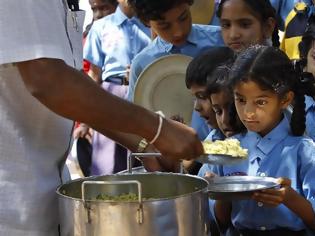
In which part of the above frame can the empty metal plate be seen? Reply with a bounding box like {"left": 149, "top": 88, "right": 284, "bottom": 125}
{"left": 207, "top": 176, "right": 280, "bottom": 200}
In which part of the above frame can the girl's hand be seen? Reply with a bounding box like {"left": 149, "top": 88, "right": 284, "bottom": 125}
{"left": 203, "top": 171, "right": 217, "bottom": 182}
{"left": 252, "top": 177, "right": 294, "bottom": 207}
{"left": 205, "top": 171, "right": 217, "bottom": 178}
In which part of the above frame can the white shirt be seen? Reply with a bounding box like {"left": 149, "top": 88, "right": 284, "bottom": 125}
{"left": 0, "top": 0, "right": 84, "bottom": 235}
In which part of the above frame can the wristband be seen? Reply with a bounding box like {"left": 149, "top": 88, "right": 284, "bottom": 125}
{"left": 149, "top": 113, "right": 164, "bottom": 144}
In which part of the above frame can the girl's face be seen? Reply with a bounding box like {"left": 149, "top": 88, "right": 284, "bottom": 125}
{"left": 306, "top": 40, "right": 315, "bottom": 77}
{"left": 190, "top": 84, "right": 218, "bottom": 128}
{"left": 219, "top": 0, "right": 274, "bottom": 52}
{"left": 233, "top": 81, "right": 291, "bottom": 136}
{"left": 211, "top": 90, "right": 238, "bottom": 137}
{"left": 148, "top": 3, "right": 192, "bottom": 47}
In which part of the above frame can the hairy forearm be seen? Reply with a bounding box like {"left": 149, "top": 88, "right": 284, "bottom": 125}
{"left": 17, "top": 58, "right": 158, "bottom": 141}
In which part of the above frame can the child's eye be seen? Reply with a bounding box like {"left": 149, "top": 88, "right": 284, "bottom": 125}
{"left": 213, "top": 108, "right": 222, "bottom": 115}
{"left": 195, "top": 92, "right": 207, "bottom": 100}
{"left": 235, "top": 97, "right": 246, "bottom": 104}
{"left": 158, "top": 23, "right": 171, "bottom": 30}
{"left": 220, "top": 21, "right": 230, "bottom": 29}
{"left": 256, "top": 100, "right": 267, "bottom": 106}
{"left": 240, "top": 21, "right": 252, "bottom": 29}
{"left": 179, "top": 14, "right": 189, "bottom": 22}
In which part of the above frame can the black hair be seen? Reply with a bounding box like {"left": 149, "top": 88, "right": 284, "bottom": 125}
{"left": 216, "top": 0, "right": 280, "bottom": 47}
{"left": 185, "top": 47, "right": 235, "bottom": 89}
{"left": 299, "top": 15, "right": 315, "bottom": 63}
{"left": 127, "top": 0, "right": 193, "bottom": 23}
{"left": 229, "top": 45, "right": 315, "bottom": 136}
{"left": 206, "top": 65, "right": 247, "bottom": 134}
{"left": 105, "top": 0, "right": 119, "bottom": 6}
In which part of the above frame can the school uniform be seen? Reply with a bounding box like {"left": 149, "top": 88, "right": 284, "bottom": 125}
{"left": 84, "top": 6, "right": 151, "bottom": 83}
{"left": 211, "top": 118, "right": 315, "bottom": 234}
{"left": 127, "top": 24, "right": 224, "bottom": 139}
{"left": 305, "top": 95, "right": 315, "bottom": 141}
{"left": 83, "top": 6, "right": 151, "bottom": 175}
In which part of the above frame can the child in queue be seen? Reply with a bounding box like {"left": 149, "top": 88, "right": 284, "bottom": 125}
{"left": 211, "top": 45, "right": 315, "bottom": 235}
{"left": 182, "top": 46, "right": 235, "bottom": 175}
{"left": 216, "top": 0, "right": 279, "bottom": 52}
{"left": 299, "top": 19, "right": 315, "bottom": 141}
{"left": 198, "top": 64, "right": 246, "bottom": 177}
{"left": 126, "top": 0, "right": 224, "bottom": 140}
{"left": 197, "top": 61, "right": 247, "bottom": 236}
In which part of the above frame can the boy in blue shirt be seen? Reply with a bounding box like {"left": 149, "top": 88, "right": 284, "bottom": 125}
{"left": 127, "top": 0, "right": 224, "bottom": 140}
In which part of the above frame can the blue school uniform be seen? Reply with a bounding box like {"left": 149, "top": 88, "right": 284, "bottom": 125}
{"left": 83, "top": 6, "right": 151, "bottom": 82}
{"left": 211, "top": 118, "right": 315, "bottom": 231}
{"left": 83, "top": 7, "right": 151, "bottom": 175}
{"left": 305, "top": 95, "right": 315, "bottom": 141}
{"left": 127, "top": 24, "right": 223, "bottom": 139}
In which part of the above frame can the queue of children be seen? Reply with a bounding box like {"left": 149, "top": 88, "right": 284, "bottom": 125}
{"left": 78, "top": 0, "right": 315, "bottom": 235}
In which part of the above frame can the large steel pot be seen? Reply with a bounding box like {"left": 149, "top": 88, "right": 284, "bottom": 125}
{"left": 57, "top": 173, "right": 210, "bottom": 236}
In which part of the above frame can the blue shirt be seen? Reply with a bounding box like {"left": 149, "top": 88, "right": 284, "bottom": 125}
{"left": 305, "top": 95, "right": 315, "bottom": 141}
{"left": 83, "top": 6, "right": 151, "bottom": 81}
{"left": 211, "top": 118, "right": 315, "bottom": 231}
{"left": 127, "top": 24, "right": 223, "bottom": 101}
{"left": 127, "top": 24, "right": 223, "bottom": 139}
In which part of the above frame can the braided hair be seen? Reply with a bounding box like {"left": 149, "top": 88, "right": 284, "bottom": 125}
{"left": 229, "top": 45, "right": 315, "bottom": 136}
{"left": 216, "top": 0, "right": 280, "bottom": 47}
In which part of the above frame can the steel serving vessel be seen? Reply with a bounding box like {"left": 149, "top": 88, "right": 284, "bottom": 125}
{"left": 57, "top": 173, "right": 210, "bottom": 236}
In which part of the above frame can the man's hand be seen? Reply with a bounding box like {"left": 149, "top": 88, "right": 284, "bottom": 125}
{"left": 153, "top": 118, "right": 204, "bottom": 161}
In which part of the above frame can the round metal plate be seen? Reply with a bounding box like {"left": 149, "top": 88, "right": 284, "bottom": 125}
{"left": 133, "top": 54, "right": 194, "bottom": 124}
{"left": 207, "top": 176, "right": 280, "bottom": 200}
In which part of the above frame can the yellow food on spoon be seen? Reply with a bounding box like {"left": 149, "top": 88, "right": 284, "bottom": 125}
{"left": 202, "top": 139, "right": 248, "bottom": 158}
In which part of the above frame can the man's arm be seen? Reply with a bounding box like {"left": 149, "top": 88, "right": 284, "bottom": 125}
{"left": 17, "top": 58, "right": 203, "bottom": 160}
{"left": 87, "top": 63, "right": 102, "bottom": 84}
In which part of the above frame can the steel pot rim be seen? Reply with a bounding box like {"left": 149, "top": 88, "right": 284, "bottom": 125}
{"left": 56, "top": 172, "right": 208, "bottom": 202}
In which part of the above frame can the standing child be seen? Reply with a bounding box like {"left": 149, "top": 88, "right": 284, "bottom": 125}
{"left": 80, "top": 0, "right": 151, "bottom": 175}
{"left": 216, "top": 0, "right": 278, "bottom": 52}
{"left": 127, "top": 0, "right": 224, "bottom": 140}
{"left": 299, "top": 18, "right": 315, "bottom": 143}
{"left": 184, "top": 46, "right": 235, "bottom": 175}
{"left": 213, "top": 45, "right": 315, "bottom": 235}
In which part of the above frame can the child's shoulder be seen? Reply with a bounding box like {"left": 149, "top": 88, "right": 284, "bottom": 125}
{"left": 130, "top": 40, "right": 163, "bottom": 70}
{"left": 191, "top": 24, "right": 221, "bottom": 36}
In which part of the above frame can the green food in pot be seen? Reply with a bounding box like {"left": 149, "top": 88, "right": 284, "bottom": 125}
{"left": 96, "top": 193, "right": 139, "bottom": 201}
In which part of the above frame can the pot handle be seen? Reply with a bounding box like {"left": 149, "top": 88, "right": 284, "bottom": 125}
{"left": 81, "top": 180, "right": 144, "bottom": 224}
{"left": 81, "top": 180, "right": 142, "bottom": 204}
